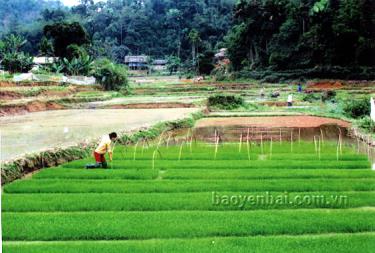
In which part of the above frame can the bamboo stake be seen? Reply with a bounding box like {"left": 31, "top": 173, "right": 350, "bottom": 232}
{"left": 298, "top": 128, "right": 301, "bottom": 144}
{"left": 133, "top": 141, "right": 139, "bottom": 161}
{"left": 239, "top": 133, "right": 243, "bottom": 153}
{"left": 357, "top": 137, "right": 360, "bottom": 154}
{"left": 166, "top": 134, "right": 171, "bottom": 148}
{"left": 189, "top": 135, "right": 193, "bottom": 153}
{"left": 186, "top": 128, "right": 191, "bottom": 146}
{"left": 318, "top": 137, "right": 321, "bottom": 160}
{"left": 270, "top": 137, "right": 273, "bottom": 159}
{"left": 152, "top": 150, "right": 157, "bottom": 169}
{"left": 214, "top": 136, "right": 220, "bottom": 160}
{"left": 156, "top": 131, "right": 165, "bottom": 150}
{"left": 141, "top": 140, "right": 146, "bottom": 155}
{"left": 290, "top": 130, "right": 293, "bottom": 153}
{"left": 279, "top": 128, "right": 282, "bottom": 144}
{"left": 178, "top": 141, "right": 184, "bottom": 161}
{"left": 314, "top": 136, "right": 317, "bottom": 153}
{"left": 339, "top": 134, "right": 343, "bottom": 155}
{"left": 320, "top": 128, "right": 324, "bottom": 145}
{"left": 246, "top": 136, "right": 250, "bottom": 161}
{"left": 368, "top": 135, "right": 370, "bottom": 158}
{"left": 111, "top": 141, "right": 118, "bottom": 170}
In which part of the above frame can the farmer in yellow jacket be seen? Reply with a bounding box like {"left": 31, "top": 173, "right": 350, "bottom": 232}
{"left": 86, "top": 132, "right": 118, "bottom": 169}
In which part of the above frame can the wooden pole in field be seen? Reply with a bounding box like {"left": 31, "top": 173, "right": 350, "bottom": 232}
{"left": 298, "top": 128, "right": 301, "bottom": 144}
{"left": 270, "top": 137, "right": 273, "bottom": 159}
{"left": 357, "top": 137, "right": 360, "bottom": 154}
{"left": 186, "top": 128, "right": 191, "bottom": 143}
{"left": 339, "top": 134, "right": 343, "bottom": 155}
{"left": 239, "top": 133, "right": 243, "bottom": 153}
{"left": 133, "top": 141, "right": 139, "bottom": 160}
{"left": 367, "top": 135, "right": 370, "bottom": 158}
{"left": 320, "top": 128, "right": 324, "bottom": 145}
{"left": 178, "top": 141, "right": 184, "bottom": 161}
{"left": 290, "top": 129, "right": 294, "bottom": 153}
{"left": 260, "top": 132, "right": 264, "bottom": 154}
{"left": 246, "top": 135, "right": 250, "bottom": 161}
{"left": 318, "top": 137, "right": 321, "bottom": 160}
{"left": 314, "top": 136, "right": 317, "bottom": 153}
{"left": 166, "top": 134, "right": 171, "bottom": 149}
{"left": 152, "top": 150, "right": 157, "bottom": 169}
{"left": 190, "top": 135, "right": 193, "bottom": 153}
{"left": 214, "top": 135, "right": 220, "bottom": 160}
{"left": 279, "top": 128, "right": 282, "bottom": 144}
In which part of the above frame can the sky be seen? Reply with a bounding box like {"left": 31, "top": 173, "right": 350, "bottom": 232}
{"left": 61, "top": 0, "right": 106, "bottom": 6}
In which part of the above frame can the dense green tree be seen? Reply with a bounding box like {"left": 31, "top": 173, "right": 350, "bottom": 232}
{"left": 43, "top": 22, "right": 90, "bottom": 58}
{"left": 225, "top": 0, "right": 375, "bottom": 72}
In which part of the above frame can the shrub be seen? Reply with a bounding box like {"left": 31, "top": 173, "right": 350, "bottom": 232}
{"left": 207, "top": 94, "right": 245, "bottom": 110}
{"left": 322, "top": 90, "right": 336, "bottom": 102}
{"left": 93, "top": 58, "right": 128, "bottom": 91}
{"left": 358, "top": 117, "right": 375, "bottom": 133}
{"left": 343, "top": 97, "right": 370, "bottom": 119}
{"left": 1, "top": 52, "right": 33, "bottom": 73}
{"left": 61, "top": 55, "right": 93, "bottom": 76}
{"left": 303, "top": 93, "right": 321, "bottom": 103}
{"left": 66, "top": 44, "right": 88, "bottom": 60}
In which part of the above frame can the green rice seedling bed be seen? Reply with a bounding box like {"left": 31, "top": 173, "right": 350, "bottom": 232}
{"left": 4, "top": 233, "right": 375, "bottom": 253}
{"left": 5, "top": 178, "right": 375, "bottom": 194}
{"left": 3, "top": 191, "right": 375, "bottom": 212}
{"left": 3, "top": 209, "right": 375, "bottom": 241}
{"left": 32, "top": 168, "right": 375, "bottom": 180}
{"left": 33, "top": 168, "right": 159, "bottom": 180}
{"left": 61, "top": 160, "right": 370, "bottom": 170}
{"left": 2, "top": 140, "right": 374, "bottom": 252}
{"left": 109, "top": 142, "right": 361, "bottom": 161}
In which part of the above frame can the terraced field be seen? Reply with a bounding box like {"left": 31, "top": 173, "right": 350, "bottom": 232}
{"left": 3, "top": 141, "right": 375, "bottom": 252}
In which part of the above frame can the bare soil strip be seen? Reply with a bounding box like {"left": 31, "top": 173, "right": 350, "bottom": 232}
{"left": 195, "top": 116, "right": 350, "bottom": 128}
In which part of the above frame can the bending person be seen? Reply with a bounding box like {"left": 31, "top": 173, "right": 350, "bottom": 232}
{"left": 86, "top": 132, "right": 118, "bottom": 169}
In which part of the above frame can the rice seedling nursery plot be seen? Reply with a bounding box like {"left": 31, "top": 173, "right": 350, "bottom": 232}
{"left": 3, "top": 141, "right": 375, "bottom": 252}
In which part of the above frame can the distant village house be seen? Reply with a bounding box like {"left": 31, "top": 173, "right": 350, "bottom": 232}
{"left": 152, "top": 59, "right": 167, "bottom": 71}
{"left": 125, "top": 55, "right": 149, "bottom": 70}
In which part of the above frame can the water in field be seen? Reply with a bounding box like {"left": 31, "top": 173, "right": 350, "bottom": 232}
{"left": 0, "top": 108, "right": 200, "bottom": 161}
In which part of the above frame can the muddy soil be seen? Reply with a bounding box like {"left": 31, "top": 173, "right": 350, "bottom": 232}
{"left": 0, "top": 101, "right": 65, "bottom": 116}
{"left": 194, "top": 116, "right": 350, "bottom": 142}
{"left": 1, "top": 108, "right": 201, "bottom": 161}
{"left": 306, "top": 81, "right": 344, "bottom": 91}
{"left": 195, "top": 116, "right": 350, "bottom": 129}
{"left": 0, "top": 91, "right": 23, "bottom": 100}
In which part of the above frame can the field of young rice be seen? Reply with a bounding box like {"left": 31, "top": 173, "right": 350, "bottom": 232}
{"left": 3, "top": 141, "right": 375, "bottom": 252}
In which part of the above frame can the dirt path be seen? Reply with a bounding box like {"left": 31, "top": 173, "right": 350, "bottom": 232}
{"left": 1, "top": 108, "right": 200, "bottom": 161}
{"left": 195, "top": 116, "right": 350, "bottom": 128}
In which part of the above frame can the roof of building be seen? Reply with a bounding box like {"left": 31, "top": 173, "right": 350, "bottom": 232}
{"left": 153, "top": 59, "right": 167, "bottom": 65}
{"left": 33, "top": 57, "right": 59, "bottom": 64}
{"left": 125, "top": 55, "right": 149, "bottom": 63}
